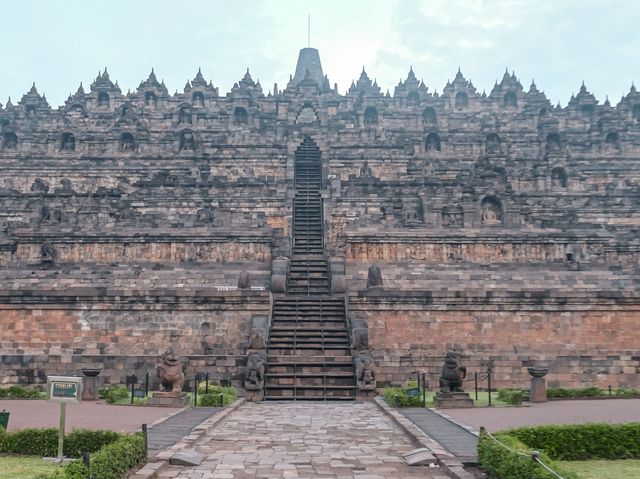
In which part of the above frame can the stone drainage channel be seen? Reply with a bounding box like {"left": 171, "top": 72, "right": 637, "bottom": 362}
{"left": 132, "top": 399, "right": 482, "bottom": 479}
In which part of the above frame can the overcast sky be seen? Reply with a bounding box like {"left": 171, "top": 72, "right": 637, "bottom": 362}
{"left": 1, "top": 0, "right": 638, "bottom": 107}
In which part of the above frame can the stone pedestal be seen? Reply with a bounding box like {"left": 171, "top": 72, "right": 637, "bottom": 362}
{"left": 528, "top": 367, "right": 549, "bottom": 403}
{"left": 530, "top": 377, "right": 547, "bottom": 402}
{"left": 147, "top": 391, "right": 189, "bottom": 407}
{"left": 434, "top": 392, "right": 474, "bottom": 408}
{"left": 81, "top": 369, "right": 101, "bottom": 401}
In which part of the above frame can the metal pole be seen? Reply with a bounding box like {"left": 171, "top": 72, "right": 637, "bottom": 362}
{"left": 609, "top": 385, "right": 612, "bottom": 396}
{"left": 422, "top": 373, "right": 426, "bottom": 407}
{"left": 205, "top": 372, "right": 209, "bottom": 394}
{"left": 130, "top": 382, "right": 135, "bottom": 405}
{"left": 488, "top": 370, "right": 492, "bottom": 407}
{"left": 142, "top": 424, "right": 148, "bottom": 461}
{"left": 57, "top": 402, "right": 66, "bottom": 463}
{"left": 194, "top": 377, "right": 198, "bottom": 407}
{"left": 475, "top": 372, "right": 478, "bottom": 401}
{"left": 145, "top": 372, "right": 149, "bottom": 397}
{"left": 82, "top": 452, "right": 90, "bottom": 468}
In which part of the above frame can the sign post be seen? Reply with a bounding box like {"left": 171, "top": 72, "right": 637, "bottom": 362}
{"left": 47, "top": 376, "right": 83, "bottom": 464}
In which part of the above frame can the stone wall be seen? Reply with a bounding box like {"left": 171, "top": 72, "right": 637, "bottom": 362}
{"left": 1, "top": 59, "right": 640, "bottom": 389}
{"left": 348, "top": 290, "right": 640, "bottom": 389}
{"left": 0, "top": 290, "right": 269, "bottom": 386}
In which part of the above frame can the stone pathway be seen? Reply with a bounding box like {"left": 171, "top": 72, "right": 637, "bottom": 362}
{"left": 149, "top": 407, "right": 222, "bottom": 453}
{"left": 158, "top": 401, "right": 449, "bottom": 479}
{"left": 400, "top": 408, "right": 478, "bottom": 462}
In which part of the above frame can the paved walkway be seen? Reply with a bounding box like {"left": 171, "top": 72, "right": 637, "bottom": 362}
{"left": 158, "top": 401, "right": 449, "bottom": 479}
{"left": 148, "top": 407, "right": 221, "bottom": 453}
{"left": 441, "top": 398, "right": 640, "bottom": 432}
{"left": 0, "top": 400, "right": 180, "bottom": 432}
{"left": 400, "top": 408, "right": 478, "bottom": 461}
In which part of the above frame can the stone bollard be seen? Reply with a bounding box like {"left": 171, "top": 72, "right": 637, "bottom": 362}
{"left": 238, "top": 271, "right": 251, "bottom": 289}
{"left": 366, "top": 263, "right": 383, "bottom": 288}
{"left": 328, "top": 257, "right": 346, "bottom": 293}
{"left": 528, "top": 367, "right": 549, "bottom": 402}
{"left": 81, "top": 368, "right": 101, "bottom": 401}
{"left": 271, "top": 257, "right": 290, "bottom": 293}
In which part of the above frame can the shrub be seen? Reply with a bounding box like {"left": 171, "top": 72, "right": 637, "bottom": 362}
{"left": 101, "top": 385, "right": 130, "bottom": 404}
{"left": 198, "top": 385, "right": 237, "bottom": 407}
{"left": 0, "top": 385, "right": 45, "bottom": 399}
{"left": 0, "top": 427, "right": 123, "bottom": 457}
{"left": 383, "top": 386, "right": 424, "bottom": 407}
{"left": 477, "top": 430, "right": 577, "bottom": 479}
{"left": 0, "top": 427, "right": 59, "bottom": 456}
{"left": 615, "top": 387, "right": 640, "bottom": 398}
{"left": 496, "top": 388, "right": 529, "bottom": 405}
{"left": 64, "top": 429, "right": 122, "bottom": 457}
{"left": 547, "top": 387, "right": 606, "bottom": 399}
{"left": 35, "top": 433, "right": 146, "bottom": 479}
{"left": 505, "top": 423, "right": 640, "bottom": 460}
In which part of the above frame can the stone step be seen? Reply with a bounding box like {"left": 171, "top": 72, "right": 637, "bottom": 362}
{"left": 265, "top": 376, "right": 355, "bottom": 387}
{"left": 269, "top": 332, "right": 349, "bottom": 339}
{"left": 267, "top": 347, "right": 351, "bottom": 356}
{"left": 267, "top": 364, "right": 354, "bottom": 374}
{"left": 268, "top": 337, "right": 350, "bottom": 345}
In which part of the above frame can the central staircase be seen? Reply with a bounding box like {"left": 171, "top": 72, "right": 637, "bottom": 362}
{"left": 264, "top": 138, "right": 355, "bottom": 400}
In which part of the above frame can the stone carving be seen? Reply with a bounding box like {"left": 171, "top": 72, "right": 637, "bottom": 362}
{"left": 442, "top": 205, "right": 463, "bottom": 227}
{"left": 244, "top": 351, "right": 266, "bottom": 391}
{"left": 61, "top": 133, "right": 75, "bottom": 151}
{"left": 366, "top": 263, "right": 383, "bottom": 288}
{"left": 402, "top": 198, "right": 423, "bottom": 226}
{"left": 180, "top": 131, "right": 195, "bottom": 151}
{"left": 40, "top": 241, "right": 56, "bottom": 264}
{"left": 359, "top": 160, "right": 373, "bottom": 177}
{"left": 355, "top": 353, "right": 376, "bottom": 391}
{"left": 179, "top": 106, "right": 192, "bottom": 124}
{"left": 439, "top": 351, "right": 467, "bottom": 393}
{"left": 248, "top": 316, "right": 268, "bottom": 349}
{"left": 481, "top": 197, "right": 502, "bottom": 224}
{"left": 156, "top": 348, "right": 185, "bottom": 393}
{"left": 350, "top": 319, "right": 369, "bottom": 350}
{"left": 31, "top": 178, "right": 49, "bottom": 193}
{"left": 3, "top": 132, "right": 17, "bottom": 149}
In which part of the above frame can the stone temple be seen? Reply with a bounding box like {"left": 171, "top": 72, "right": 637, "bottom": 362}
{"left": 0, "top": 47, "right": 639, "bottom": 399}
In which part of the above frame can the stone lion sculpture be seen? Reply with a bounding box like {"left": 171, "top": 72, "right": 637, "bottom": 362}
{"left": 156, "top": 348, "right": 185, "bottom": 393}
{"left": 244, "top": 351, "right": 266, "bottom": 391}
{"left": 439, "top": 351, "right": 467, "bottom": 393}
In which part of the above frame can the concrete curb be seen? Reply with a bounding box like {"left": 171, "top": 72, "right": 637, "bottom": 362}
{"left": 132, "top": 399, "right": 245, "bottom": 479}
{"left": 374, "top": 397, "right": 476, "bottom": 479}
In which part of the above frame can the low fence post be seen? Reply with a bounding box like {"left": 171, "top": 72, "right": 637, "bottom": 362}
{"left": 142, "top": 423, "right": 148, "bottom": 461}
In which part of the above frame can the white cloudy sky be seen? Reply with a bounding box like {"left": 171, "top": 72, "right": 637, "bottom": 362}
{"left": 1, "top": 0, "right": 638, "bottom": 107}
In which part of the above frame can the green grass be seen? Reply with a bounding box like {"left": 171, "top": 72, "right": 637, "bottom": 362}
{"left": 0, "top": 455, "right": 61, "bottom": 479}
{"left": 557, "top": 459, "right": 640, "bottom": 479}
{"left": 396, "top": 390, "right": 513, "bottom": 407}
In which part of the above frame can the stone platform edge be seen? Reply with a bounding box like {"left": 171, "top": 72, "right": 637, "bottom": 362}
{"left": 129, "top": 398, "right": 245, "bottom": 479}
{"left": 373, "top": 397, "right": 476, "bottom": 479}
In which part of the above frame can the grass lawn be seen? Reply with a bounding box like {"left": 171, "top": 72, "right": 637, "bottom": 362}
{"left": 0, "top": 455, "right": 61, "bottom": 479}
{"left": 397, "top": 390, "right": 514, "bottom": 407}
{"left": 558, "top": 459, "right": 640, "bottom": 479}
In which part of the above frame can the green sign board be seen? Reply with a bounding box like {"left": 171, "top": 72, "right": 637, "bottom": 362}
{"left": 47, "top": 376, "right": 82, "bottom": 403}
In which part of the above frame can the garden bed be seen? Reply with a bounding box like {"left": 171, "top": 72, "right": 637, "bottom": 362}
{"left": 478, "top": 422, "right": 640, "bottom": 479}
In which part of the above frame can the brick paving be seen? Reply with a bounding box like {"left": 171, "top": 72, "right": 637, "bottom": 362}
{"left": 0, "top": 399, "right": 180, "bottom": 432}
{"left": 440, "top": 398, "right": 640, "bottom": 432}
{"left": 158, "top": 401, "right": 449, "bottom": 479}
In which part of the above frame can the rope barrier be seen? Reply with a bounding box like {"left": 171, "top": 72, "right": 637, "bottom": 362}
{"left": 483, "top": 429, "right": 566, "bottom": 479}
